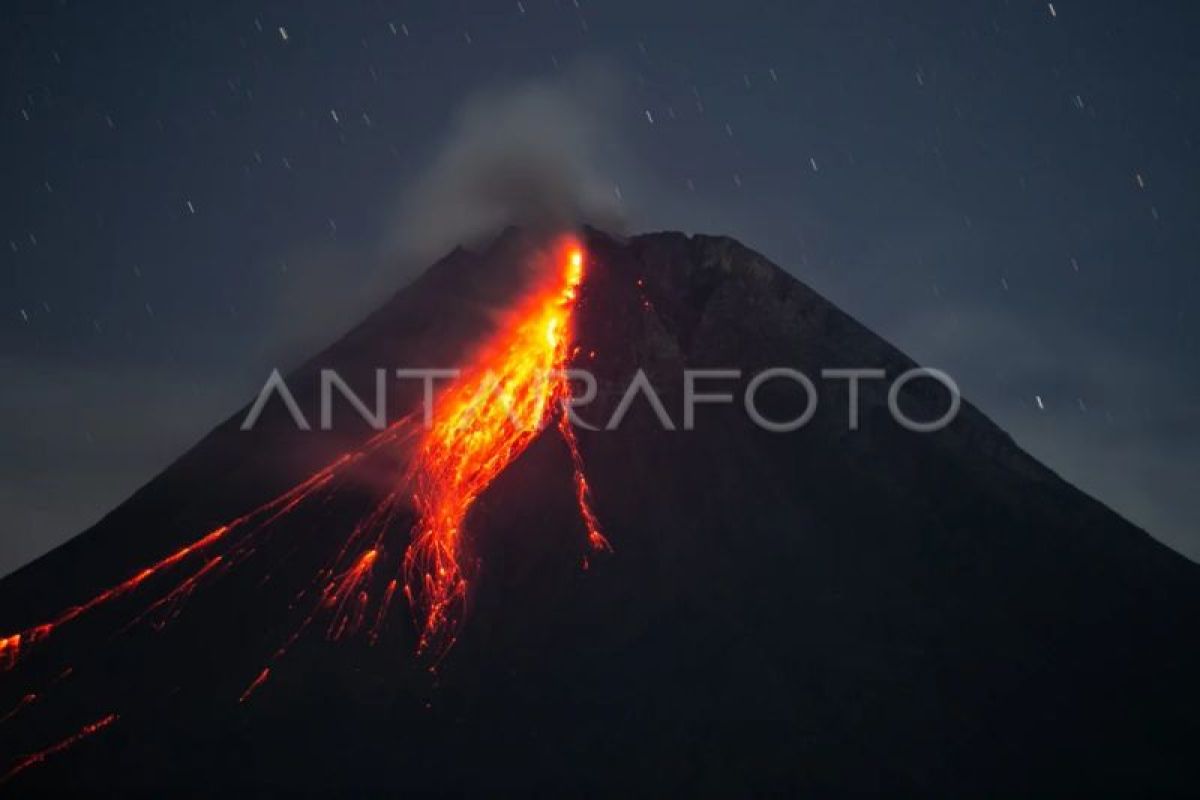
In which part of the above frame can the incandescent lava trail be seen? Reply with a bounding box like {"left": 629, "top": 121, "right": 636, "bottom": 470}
{"left": 0, "top": 233, "right": 610, "bottom": 784}
{"left": 0, "top": 235, "right": 606, "bottom": 676}
{"left": 0, "top": 712, "right": 119, "bottom": 785}
{"left": 403, "top": 236, "right": 609, "bottom": 659}
{"left": 0, "top": 454, "right": 360, "bottom": 671}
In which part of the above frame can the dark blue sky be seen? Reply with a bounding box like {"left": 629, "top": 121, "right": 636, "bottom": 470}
{"left": 3, "top": 0, "right": 1199, "bottom": 574}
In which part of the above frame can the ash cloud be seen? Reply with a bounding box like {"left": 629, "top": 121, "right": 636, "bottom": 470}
{"left": 395, "top": 63, "right": 627, "bottom": 261}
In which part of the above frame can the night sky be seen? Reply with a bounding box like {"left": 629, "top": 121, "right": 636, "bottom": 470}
{"left": 3, "top": 0, "right": 1198, "bottom": 576}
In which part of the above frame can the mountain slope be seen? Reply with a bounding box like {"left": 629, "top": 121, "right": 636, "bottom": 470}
{"left": 1, "top": 228, "right": 1198, "bottom": 793}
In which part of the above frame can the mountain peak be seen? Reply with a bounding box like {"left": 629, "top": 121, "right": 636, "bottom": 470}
{"left": 2, "top": 229, "right": 1198, "bottom": 793}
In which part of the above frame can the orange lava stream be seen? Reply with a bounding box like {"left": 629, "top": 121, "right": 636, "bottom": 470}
{"left": 0, "top": 424, "right": 418, "bottom": 672}
{"left": 559, "top": 413, "right": 611, "bottom": 569}
{"left": 0, "top": 465, "right": 335, "bottom": 671}
{"left": 404, "top": 236, "right": 609, "bottom": 659}
{"left": 0, "top": 712, "right": 119, "bottom": 785}
{"left": 0, "top": 235, "right": 612, "bottom": 782}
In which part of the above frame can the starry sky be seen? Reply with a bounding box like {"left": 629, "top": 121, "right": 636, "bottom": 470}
{"left": 3, "top": 0, "right": 1198, "bottom": 576}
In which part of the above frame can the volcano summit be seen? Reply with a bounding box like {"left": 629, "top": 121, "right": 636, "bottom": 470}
{"left": 1, "top": 228, "right": 1198, "bottom": 794}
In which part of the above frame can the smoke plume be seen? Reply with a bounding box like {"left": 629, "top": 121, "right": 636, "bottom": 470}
{"left": 395, "top": 64, "right": 627, "bottom": 261}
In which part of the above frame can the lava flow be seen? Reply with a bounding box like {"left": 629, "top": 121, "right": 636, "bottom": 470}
{"left": 0, "top": 449, "right": 363, "bottom": 671}
{"left": 404, "top": 237, "right": 609, "bottom": 658}
{"left": 0, "top": 237, "right": 604, "bottom": 674}
{"left": 0, "top": 233, "right": 609, "bottom": 784}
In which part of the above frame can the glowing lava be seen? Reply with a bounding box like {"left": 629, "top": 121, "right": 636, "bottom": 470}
{"left": 0, "top": 452, "right": 359, "bottom": 671}
{"left": 404, "top": 237, "right": 609, "bottom": 658}
{"left": 0, "top": 233, "right": 610, "bottom": 783}
{"left": 0, "top": 712, "right": 119, "bottom": 785}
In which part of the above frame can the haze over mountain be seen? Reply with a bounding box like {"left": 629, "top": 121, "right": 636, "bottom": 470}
{"left": 1, "top": 229, "right": 1197, "bottom": 793}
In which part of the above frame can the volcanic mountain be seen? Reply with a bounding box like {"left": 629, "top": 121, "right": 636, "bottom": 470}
{"left": 1, "top": 228, "right": 1198, "bottom": 794}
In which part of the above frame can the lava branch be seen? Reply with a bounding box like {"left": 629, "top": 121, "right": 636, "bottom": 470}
{"left": 403, "top": 237, "right": 610, "bottom": 661}
{"left": 233, "top": 489, "right": 409, "bottom": 704}
{"left": 0, "top": 421, "right": 418, "bottom": 781}
{"left": 0, "top": 237, "right": 612, "bottom": 785}
{"left": 558, "top": 409, "right": 612, "bottom": 568}
{"left": 0, "top": 712, "right": 119, "bottom": 785}
{"left": 0, "top": 419, "right": 415, "bottom": 673}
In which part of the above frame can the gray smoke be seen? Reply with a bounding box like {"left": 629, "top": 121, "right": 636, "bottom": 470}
{"left": 395, "top": 64, "right": 627, "bottom": 261}
{"left": 262, "top": 64, "right": 631, "bottom": 366}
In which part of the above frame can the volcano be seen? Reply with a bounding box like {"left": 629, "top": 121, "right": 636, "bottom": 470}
{"left": 1, "top": 228, "right": 1198, "bottom": 794}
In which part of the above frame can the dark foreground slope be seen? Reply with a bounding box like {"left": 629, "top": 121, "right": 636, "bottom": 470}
{"left": 2, "top": 228, "right": 1198, "bottom": 794}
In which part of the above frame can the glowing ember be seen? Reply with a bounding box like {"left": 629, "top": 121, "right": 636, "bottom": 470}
{"left": 0, "top": 635, "right": 20, "bottom": 670}
{"left": 404, "top": 238, "right": 608, "bottom": 659}
{"left": 0, "top": 693, "right": 37, "bottom": 726}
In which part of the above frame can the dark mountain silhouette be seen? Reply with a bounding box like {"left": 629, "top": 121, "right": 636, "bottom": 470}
{"left": 2, "top": 228, "right": 1198, "bottom": 794}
